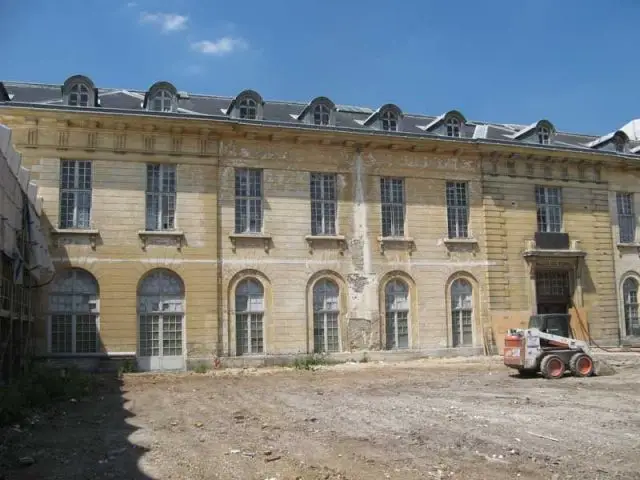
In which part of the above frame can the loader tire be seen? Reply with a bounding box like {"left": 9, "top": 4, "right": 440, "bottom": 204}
{"left": 540, "top": 354, "right": 565, "bottom": 379}
{"left": 569, "top": 353, "right": 594, "bottom": 377}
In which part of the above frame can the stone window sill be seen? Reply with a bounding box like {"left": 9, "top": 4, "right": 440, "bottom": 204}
{"left": 616, "top": 242, "right": 640, "bottom": 257}
{"left": 50, "top": 228, "right": 100, "bottom": 250}
{"left": 137, "top": 230, "right": 185, "bottom": 250}
{"left": 444, "top": 237, "right": 478, "bottom": 246}
{"left": 617, "top": 242, "right": 640, "bottom": 248}
{"left": 377, "top": 236, "right": 415, "bottom": 254}
{"left": 305, "top": 235, "right": 347, "bottom": 254}
{"left": 229, "top": 232, "right": 272, "bottom": 253}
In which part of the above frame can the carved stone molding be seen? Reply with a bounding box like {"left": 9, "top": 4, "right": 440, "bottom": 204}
{"left": 50, "top": 228, "right": 100, "bottom": 250}
{"left": 304, "top": 235, "right": 347, "bottom": 255}
{"left": 137, "top": 230, "right": 185, "bottom": 251}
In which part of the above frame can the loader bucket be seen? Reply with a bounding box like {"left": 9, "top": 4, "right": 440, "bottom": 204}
{"left": 592, "top": 357, "right": 616, "bottom": 376}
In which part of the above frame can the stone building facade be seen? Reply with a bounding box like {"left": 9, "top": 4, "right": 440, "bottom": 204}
{"left": 0, "top": 76, "right": 638, "bottom": 370}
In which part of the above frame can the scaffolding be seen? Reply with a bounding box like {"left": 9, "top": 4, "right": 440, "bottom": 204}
{"left": 0, "top": 123, "right": 54, "bottom": 384}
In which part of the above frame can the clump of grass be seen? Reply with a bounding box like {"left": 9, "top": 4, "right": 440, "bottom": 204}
{"left": 117, "top": 358, "right": 137, "bottom": 377}
{"left": 293, "top": 354, "right": 335, "bottom": 371}
{"left": 0, "top": 364, "right": 98, "bottom": 426}
{"left": 192, "top": 363, "right": 210, "bottom": 374}
{"left": 360, "top": 352, "right": 369, "bottom": 363}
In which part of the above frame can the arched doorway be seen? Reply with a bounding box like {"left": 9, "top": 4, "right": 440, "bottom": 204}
{"left": 384, "top": 278, "right": 410, "bottom": 349}
{"left": 137, "top": 269, "right": 185, "bottom": 370}
{"left": 48, "top": 268, "right": 100, "bottom": 354}
{"left": 312, "top": 278, "right": 340, "bottom": 353}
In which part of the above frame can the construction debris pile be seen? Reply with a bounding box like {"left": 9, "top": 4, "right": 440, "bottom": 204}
{"left": 0, "top": 123, "right": 54, "bottom": 384}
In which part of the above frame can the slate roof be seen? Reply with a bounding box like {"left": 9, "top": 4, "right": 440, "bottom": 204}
{"left": 1, "top": 79, "right": 639, "bottom": 157}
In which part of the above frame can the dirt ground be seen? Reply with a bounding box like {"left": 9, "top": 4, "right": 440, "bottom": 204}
{"left": 2, "top": 353, "right": 640, "bottom": 480}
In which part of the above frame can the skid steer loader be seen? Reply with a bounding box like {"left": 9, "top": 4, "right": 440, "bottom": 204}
{"left": 503, "top": 313, "right": 596, "bottom": 379}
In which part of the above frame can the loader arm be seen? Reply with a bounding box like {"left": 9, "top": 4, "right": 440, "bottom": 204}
{"left": 535, "top": 330, "right": 592, "bottom": 356}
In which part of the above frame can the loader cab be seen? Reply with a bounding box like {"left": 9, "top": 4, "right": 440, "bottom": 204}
{"left": 528, "top": 313, "right": 571, "bottom": 338}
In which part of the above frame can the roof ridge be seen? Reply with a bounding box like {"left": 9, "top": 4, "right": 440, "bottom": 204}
{"left": 0, "top": 80, "right": 626, "bottom": 142}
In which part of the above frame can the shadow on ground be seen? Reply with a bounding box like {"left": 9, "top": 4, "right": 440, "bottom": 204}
{"left": 1, "top": 373, "right": 153, "bottom": 480}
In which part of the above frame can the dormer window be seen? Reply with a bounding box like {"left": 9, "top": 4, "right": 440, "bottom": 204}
{"left": 239, "top": 98, "right": 257, "bottom": 119}
{"left": 62, "top": 75, "right": 97, "bottom": 107}
{"left": 69, "top": 84, "right": 90, "bottom": 106}
{"left": 151, "top": 89, "right": 173, "bottom": 112}
{"left": 446, "top": 117, "right": 461, "bottom": 138}
{"left": 228, "top": 90, "right": 263, "bottom": 120}
{"left": 381, "top": 110, "right": 398, "bottom": 132}
{"left": 538, "top": 126, "right": 550, "bottom": 145}
{"left": 313, "top": 104, "right": 330, "bottom": 126}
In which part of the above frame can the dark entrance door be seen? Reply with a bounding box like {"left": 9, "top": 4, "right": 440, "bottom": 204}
{"left": 536, "top": 270, "right": 571, "bottom": 314}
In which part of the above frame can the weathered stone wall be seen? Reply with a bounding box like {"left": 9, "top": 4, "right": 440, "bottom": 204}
{"left": 0, "top": 108, "right": 629, "bottom": 367}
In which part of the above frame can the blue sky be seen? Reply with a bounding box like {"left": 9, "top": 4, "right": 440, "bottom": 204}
{"left": 2, "top": 0, "right": 639, "bottom": 135}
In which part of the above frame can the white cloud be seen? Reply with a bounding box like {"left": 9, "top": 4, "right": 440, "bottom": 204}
{"left": 139, "top": 12, "right": 188, "bottom": 33}
{"left": 190, "top": 37, "right": 248, "bottom": 56}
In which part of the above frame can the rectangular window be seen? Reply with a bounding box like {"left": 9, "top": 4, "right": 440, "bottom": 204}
{"left": 145, "top": 164, "right": 177, "bottom": 231}
{"left": 617, "top": 192, "right": 635, "bottom": 243}
{"left": 380, "top": 177, "right": 405, "bottom": 237}
{"left": 59, "top": 160, "right": 92, "bottom": 229}
{"left": 535, "top": 186, "right": 562, "bottom": 233}
{"left": 235, "top": 168, "right": 263, "bottom": 233}
{"left": 50, "top": 314, "right": 98, "bottom": 354}
{"left": 310, "top": 173, "right": 337, "bottom": 235}
{"left": 446, "top": 181, "right": 469, "bottom": 238}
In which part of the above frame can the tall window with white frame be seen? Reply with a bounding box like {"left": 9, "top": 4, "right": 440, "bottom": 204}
{"left": 537, "top": 126, "right": 550, "bottom": 145}
{"left": 381, "top": 110, "right": 398, "bottom": 132}
{"left": 385, "top": 279, "right": 409, "bottom": 349}
{"left": 313, "top": 279, "right": 340, "bottom": 353}
{"left": 235, "top": 168, "right": 263, "bottom": 233}
{"left": 151, "top": 90, "right": 173, "bottom": 112}
{"left": 313, "top": 104, "right": 330, "bottom": 126}
{"left": 235, "top": 279, "right": 264, "bottom": 355}
{"left": 616, "top": 192, "right": 635, "bottom": 243}
{"left": 49, "top": 269, "right": 99, "bottom": 354}
{"left": 380, "top": 177, "right": 405, "bottom": 237}
{"left": 535, "top": 186, "right": 562, "bottom": 233}
{"left": 239, "top": 98, "right": 257, "bottom": 119}
{"left": 451, "top": 279, "right": 473, "bottom": 347}
{"left": 446, "top": 117, "right": 461, "bottom": 138}
{"left": 623, "top": 278, "right": 640, "bottom": 337}
{"left": 59, "top": 160, "right": 92, "bottom": 229}
{"left": 310, "top": 173, "right": 337, "bottom": 235}
{"left": 68, "top": 84, "right": 90, "bottom": 106}
{"left": 145, "top": 164, "right": 177, "bottom": 231}
{"left": 446, "top": 181, "right": 469, "bottom": 238}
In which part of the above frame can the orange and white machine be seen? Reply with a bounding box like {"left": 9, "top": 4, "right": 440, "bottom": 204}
{"left": 504, "top": 313, "right": 595, "bottom": 379}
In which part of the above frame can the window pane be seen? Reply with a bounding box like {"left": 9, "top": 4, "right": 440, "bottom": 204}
{"left": 75, "top": 314, "right": 98, "bottom": 353}
{"left": 51, "top": 314, "right": 73, "bottom": 353}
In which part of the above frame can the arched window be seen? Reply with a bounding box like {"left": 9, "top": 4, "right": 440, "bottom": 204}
{"left": 451, "top": 279, "right": 473, "bottom": 347}
{"left": 68, "top": 84, "right": 90, "bottom": 107}
{"left": 446, "top": 117, "right": 461, "bottom": 138}
{"left": 235, "top": 279, "right": 264, "bottom": 355}
{"left": 151, "top": 89, "right": 173, "bottom": 112}
{"left": 239, "top": 98, "right": 257, "bottom": 120}
{"left": 385, "top": 279, "right": 409, "bottom": 349}
{"left": 381, "top": 110, "right": 398, "bottom": 132}
{"left": 313, "top": 279, "right": 340, "bottom": 352}
{"left": 313, "top": 104, "right": 330, "bottom": 126}
{"left": 49, "top": 269, "right": 99, "bottom": 354}
{"left": 537, "top": 126, "right": 550, "bottom": 145}
{"left": 138, "top": 269, "right": 185, "bottom": 367}
{"left": 623, "top": 278, "right": 640, "bottom": 336}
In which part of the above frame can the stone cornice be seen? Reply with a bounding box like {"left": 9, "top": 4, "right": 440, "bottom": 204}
{"left": 1, "top": 104, "right": 638, "bottom": 166}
